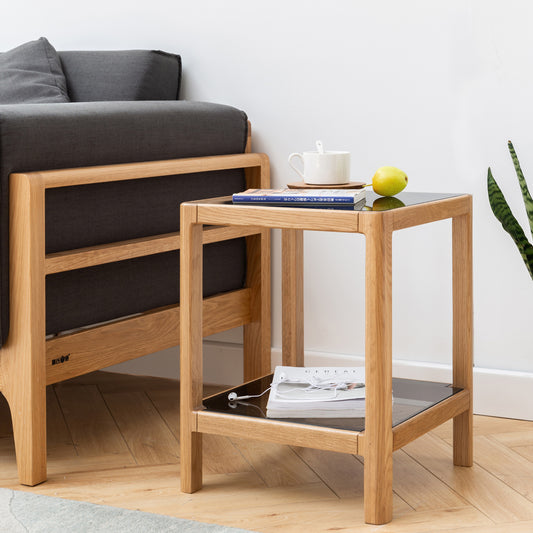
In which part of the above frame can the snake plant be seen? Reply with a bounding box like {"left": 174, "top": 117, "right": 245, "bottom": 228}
{"left": 487, "top": 141, "right": 533, "bottom": 280}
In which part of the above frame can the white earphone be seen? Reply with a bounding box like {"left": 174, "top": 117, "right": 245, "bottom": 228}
{"left": 227, "top": 387, "right": 271, "bottom": 402}
{"left": 228, "top": 392, "right": 254, "bottom": 401}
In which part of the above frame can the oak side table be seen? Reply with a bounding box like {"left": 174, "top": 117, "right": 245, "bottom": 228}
{"left": 179, "top": 191, "right": 473, "bottom": 525}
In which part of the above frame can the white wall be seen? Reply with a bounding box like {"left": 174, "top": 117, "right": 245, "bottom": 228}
{"left": 3, "top": 1, "right": 533, "bottom": 415}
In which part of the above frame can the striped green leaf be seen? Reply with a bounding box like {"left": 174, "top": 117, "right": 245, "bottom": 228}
{"left": 487, "top": 167, "right": 533, "bottom": 280}
{"left": 508, "top": 141, "right": 533, "bottom": 240}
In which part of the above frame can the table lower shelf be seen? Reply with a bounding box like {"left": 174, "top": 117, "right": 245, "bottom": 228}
{"left": 197, "top": 374, "right": 470, "bottom": 456}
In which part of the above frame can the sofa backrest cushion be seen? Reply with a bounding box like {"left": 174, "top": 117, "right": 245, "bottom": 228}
{"left": 59, "top": 50, "right": 182, "bottom": 101}
{"left": 0, "top": 37, "right": 70, "bottom": 104}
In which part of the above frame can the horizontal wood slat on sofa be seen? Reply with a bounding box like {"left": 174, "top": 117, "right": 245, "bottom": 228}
{"left": 45, "top": 288, "right": 251, "bottom": 385}
{"left": 45, "top": 225, "right": 264, "bottom": 274}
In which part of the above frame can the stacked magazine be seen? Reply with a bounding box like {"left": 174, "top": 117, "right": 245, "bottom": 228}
{"left": 266, "top": 366, "right": 366, "bottom": 418}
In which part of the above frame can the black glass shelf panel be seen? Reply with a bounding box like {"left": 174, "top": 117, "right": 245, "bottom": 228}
{"left": 202, "top": 374, "right": 462, "bottom": 432}
{"left": 363, "top": 191, "right": 461, "bottom": 210}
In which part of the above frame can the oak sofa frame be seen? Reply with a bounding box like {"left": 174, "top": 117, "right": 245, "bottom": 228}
{"left": 0, "top": 129, "right": 271, "bottom": 486}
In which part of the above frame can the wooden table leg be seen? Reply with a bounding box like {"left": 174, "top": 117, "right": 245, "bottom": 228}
{"left": 243, "top": 229, "right": 272, "bottom": 381}
{"left": 452, "top": 205, "right": 473, "bottom": 467}
{"left": 244, "top": 154, "right": 272, "bottom": 381}
{"left": 362, "top": 216, "right": 393, "bottom": 525}
{"left": 281, "top": 229, "right": 304, "bottom": 367}
{"left": 180, "top": 204, "right": 204, "bottom": 493}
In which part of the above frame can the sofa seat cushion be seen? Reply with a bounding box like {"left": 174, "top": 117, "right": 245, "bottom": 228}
{"left": 0, "top": 37, "right": 70, "bottom": 104}
{"left": 59, "top": 50, "right": 181, "bottom": 101}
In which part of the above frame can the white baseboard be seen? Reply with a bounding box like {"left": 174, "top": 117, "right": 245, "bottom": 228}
{"left": 108, "top": 342, "right": 533, "bottom": 421}
{"left": 106, "top": 341, "right": 244, "bottom": 386}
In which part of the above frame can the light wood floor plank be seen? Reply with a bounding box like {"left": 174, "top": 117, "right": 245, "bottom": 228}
{"left": 11, "top": 463, "right": 182, "bottom": 506}
{"left": 202, "top": 434, "right": 254, "bottom": 475}
{"left": 472, "top": 435, "right": 533, "bottom": 500}
{"left": 101, "top": 390, "right": 179, "bottom": 465}
{"left": 54, "top": 384, "right": 132, "bottom": 458}
{"left": 439, "top": 416, "right": 533, "bottom": 440}
{"left": 46, "top": 387, "right": 74, "bottom": 451}
{"left": 145, "top": 387, "right": 180, "bottom": 439}
{"left": 392, "top": 448, "right": 468, "bottom": 512}
{"left": 513, "top": 445, "right": 533, "bottom": 463}
{"left": 291, "top": 446, "right": 365, "bottom": 498}
{"left": 146, "top": 385, "right": 250, "bottom": 474}
{"left": 174, "top": 477, "right": 337, "bottom": 515}
{"left": 492, "top": 429, "right": 533, "bottom": 448}
{"left": 472, "top": 415, "right": 533, "bottom": 436}
{"left": 49, "top": 453, "right": 138, "bottom": 476}
{"left": 441, "top": 521, "right": 533, "bottom": 533}
{"left": 172, "top": 495, "right": 411, "bottom": 533}
{"left": 403, "top": 432, "right": 533, "bottom": 523}
{"left": 145, "top": 383, "right": 226, "bottom": 439}
{"left": 0, "top": 438, "right": 20, "bottom": 481}
{"left": 230, "top": 437, "right": 324, "bottom": 488}
{"left": 253, "top": 503, "right": 491, "bottom": 533}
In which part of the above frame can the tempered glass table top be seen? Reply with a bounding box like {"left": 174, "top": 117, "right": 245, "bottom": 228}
{"left": 199, "top": 191, "right": 463, "bottom": 212}
{"left": 202, "top": 374, "right": 462, "bottom": 432}
{"left": 362, "top": 191, "right": 461, "bottom": 210}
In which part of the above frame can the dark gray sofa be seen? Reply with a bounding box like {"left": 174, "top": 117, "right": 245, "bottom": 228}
{"left": 0, "top": 37, "right": 271, "bottom": 487}
{"left": 0, "top": 40, "right": 248, "bottom": 343}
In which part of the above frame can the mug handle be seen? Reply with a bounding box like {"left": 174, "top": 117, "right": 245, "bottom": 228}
{"left": 288, "top": 153, "right": 305, "bottom": 180}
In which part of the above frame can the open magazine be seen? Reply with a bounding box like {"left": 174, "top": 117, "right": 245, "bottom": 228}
{"left": 266, "top": 366, "right": 366, "bottom": 418}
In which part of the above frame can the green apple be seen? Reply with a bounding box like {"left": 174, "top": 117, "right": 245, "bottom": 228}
{"left": 371, "top": 166, "right": 408, "bottom": 196}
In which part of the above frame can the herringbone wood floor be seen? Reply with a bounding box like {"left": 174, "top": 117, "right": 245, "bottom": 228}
{"left": 0, "top": 371, "right": 532, "bottom": 532}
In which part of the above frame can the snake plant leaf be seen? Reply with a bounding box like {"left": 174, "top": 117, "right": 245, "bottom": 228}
{"left": 508, "top": 141, "right": 533, "bottom": 240}
{"left": 487, "top": 167, "right": 533, "bottom": 279}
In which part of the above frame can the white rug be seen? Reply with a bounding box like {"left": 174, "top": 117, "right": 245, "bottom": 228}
{"left": 0, "top": 488, "right": 254, "bottom": 532}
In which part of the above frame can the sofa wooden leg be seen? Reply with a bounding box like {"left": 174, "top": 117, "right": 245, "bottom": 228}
{"left": 1, "top": 329, "right": 47, "bottom": 486}
{"left": 4, "top": 172, "right": 47, "bottom": 485}
{"left": 7, "top": 381, "right": 47, "bottom": 486}
{"left": 1, "top": 289, "right": 48, "bottom": 486}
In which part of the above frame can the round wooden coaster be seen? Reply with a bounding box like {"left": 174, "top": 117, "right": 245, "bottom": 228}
{"left": 287, "top": 181, "right": 366, "bottom": 189}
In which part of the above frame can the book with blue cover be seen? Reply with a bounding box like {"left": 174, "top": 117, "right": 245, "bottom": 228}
{"left": 232, "top": 188, "right": 366, "bottom": 206}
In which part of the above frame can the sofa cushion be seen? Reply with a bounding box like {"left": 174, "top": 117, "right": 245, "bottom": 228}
{"left": 59, "top": 50, "right": 181, "bottom": 101}
{"left": 0, "top": 37, "right": 70, "bottom": 104}
{"left": 45, "top": 241, "right": 246, "bottom": 335}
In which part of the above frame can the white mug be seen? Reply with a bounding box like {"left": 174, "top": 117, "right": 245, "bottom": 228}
{"left": 288, "top": 150, "right": 350, "bottom": 185}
